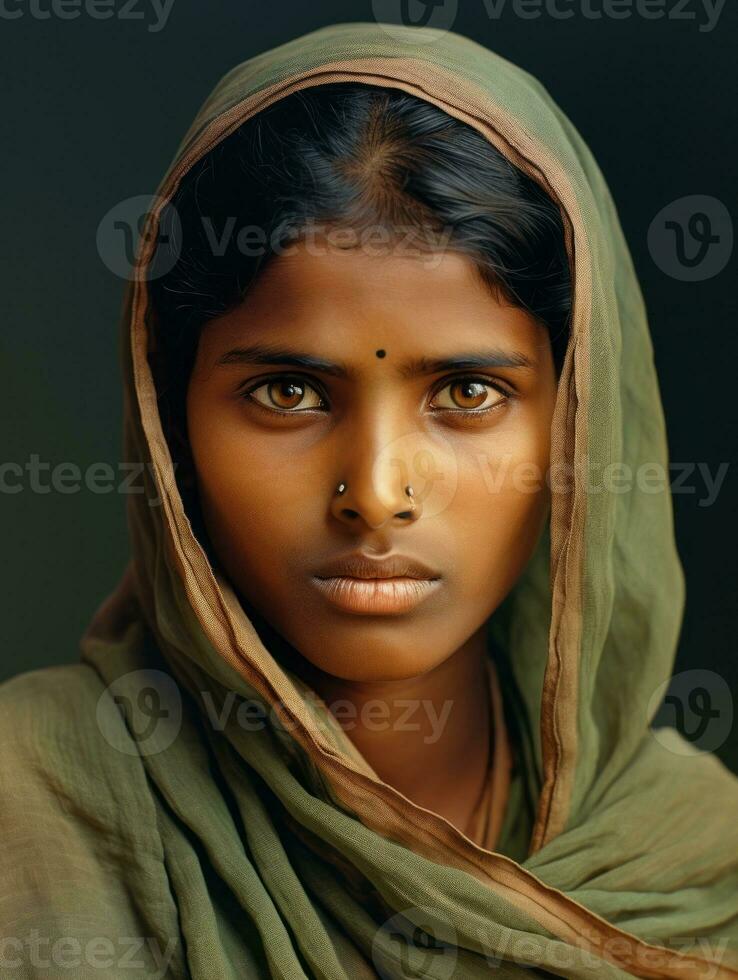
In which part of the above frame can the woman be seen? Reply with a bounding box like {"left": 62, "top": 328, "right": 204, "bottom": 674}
{"left": 1, "top": 21, "right": 737, "bottom": 980}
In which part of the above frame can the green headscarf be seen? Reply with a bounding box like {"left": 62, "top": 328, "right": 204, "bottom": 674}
{"left": 2, "top": 21, "right": 737, "bottom": 980}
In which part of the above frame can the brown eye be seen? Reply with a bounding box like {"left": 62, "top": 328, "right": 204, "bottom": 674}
{"left": 269, "top": 380, "right": 305, "bottom": 409}
{"left": 244, "top": 376, "right": 325, "bottom": 412}
{"left": 431, "top": 377, "right": 507, "bottom": 412}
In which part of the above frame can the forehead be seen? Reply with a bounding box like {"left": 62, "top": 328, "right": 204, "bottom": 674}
{"left": 241, "top": 237, "right": 491, "bottom": 313}
{"left": 197, "top": 238, "right": 548, "bottom": 367}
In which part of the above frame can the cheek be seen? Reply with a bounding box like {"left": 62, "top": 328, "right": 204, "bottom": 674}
{"left": 186, "top": 401, "right": 312, "bottom": 583}
{"left": 450, "top": 419, "right": 551, "bottom": 604}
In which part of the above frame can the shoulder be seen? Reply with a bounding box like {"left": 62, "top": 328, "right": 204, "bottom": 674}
{"left": 0, "top": 660, "right": 161, "bottom": 818}
{"left": 0, "top": 660, "right": 162, "bottom": 838}
{"left": 608, "top": 727, "right": 738, "bottom": 867}
{"left": 0, "top": 660, "right": 105, "bottom": 730}
{"left": 647, "top": 725, "right": 738, "bottom": 794}
{"left": 0, "top": 664, "right": 185, "bottom": 974}
{"left": 0, "top": 662, "right": 131, "bottom": 777}
{"left": 0, "top": 662, "right": 103, "bottom": 763}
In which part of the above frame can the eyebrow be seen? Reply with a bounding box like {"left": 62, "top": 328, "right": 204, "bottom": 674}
{"left": 215, "top": 343, "right": 536, "bottom": 378}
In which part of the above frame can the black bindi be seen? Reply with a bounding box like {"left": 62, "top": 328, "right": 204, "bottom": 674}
{"left": 375, "top": 349, "right": 386, "bottom": 358}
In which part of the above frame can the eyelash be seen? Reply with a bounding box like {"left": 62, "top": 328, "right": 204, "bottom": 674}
{"left": 238, "top": 373, "right": 514, "bottom": 419}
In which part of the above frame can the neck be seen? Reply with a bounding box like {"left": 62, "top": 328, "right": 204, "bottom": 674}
{"left": 269, "top": 620, "right": 493, "bottom": 837}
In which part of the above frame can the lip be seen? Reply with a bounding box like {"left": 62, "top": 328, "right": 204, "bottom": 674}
{"left": 314, "top": 551, "right": 441, "bottom": 580}
{"left": 311, "top": 551, "right": 442, "bottom": 615}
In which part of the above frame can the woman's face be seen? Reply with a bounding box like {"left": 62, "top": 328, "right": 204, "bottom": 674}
{"left": 186, "top": 237, "right": 558, "bottom": 682}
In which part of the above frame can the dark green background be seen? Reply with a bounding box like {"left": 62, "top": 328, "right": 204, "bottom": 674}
{"left": 2, "top": 0, "right": 736, "bottom": 773}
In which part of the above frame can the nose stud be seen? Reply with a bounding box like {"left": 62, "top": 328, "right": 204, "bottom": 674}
{"left": 335, "top": 481, "right": 414, "bottom": 497}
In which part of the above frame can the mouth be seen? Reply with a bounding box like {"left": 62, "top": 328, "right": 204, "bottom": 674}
{"left": 310, "top": 575, "right": 441, "bottom": 615}
{"left": 311, "top": 551, "right": 442, "bottom": 615}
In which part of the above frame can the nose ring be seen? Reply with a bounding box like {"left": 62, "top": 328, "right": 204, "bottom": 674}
{"left": 335, "top": 482, "right": 414, "bottom": 497}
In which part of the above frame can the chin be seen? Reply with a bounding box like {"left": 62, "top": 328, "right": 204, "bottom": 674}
{"left": 300, "top": 634, "right": 451, "bottom": 684}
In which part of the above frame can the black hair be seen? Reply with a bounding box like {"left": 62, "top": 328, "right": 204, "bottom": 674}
{"left": 148, "top": 82, "right": 571, "bottom": 480}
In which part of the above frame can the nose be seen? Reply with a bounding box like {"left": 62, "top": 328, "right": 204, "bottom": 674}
{"left": 329, "top": 440, "right": 422, "bottom": 531}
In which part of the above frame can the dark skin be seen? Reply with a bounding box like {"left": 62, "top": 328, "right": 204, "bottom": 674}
{"left": 185, "top": 237, "right": 558, "bottom": 837}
